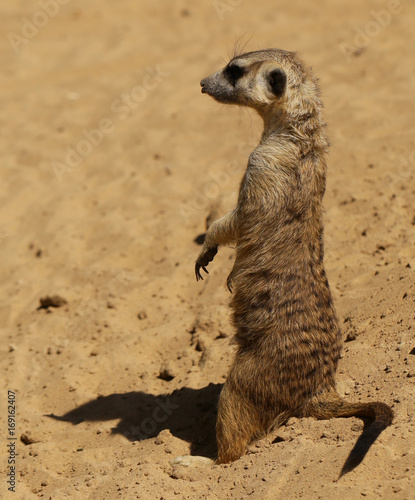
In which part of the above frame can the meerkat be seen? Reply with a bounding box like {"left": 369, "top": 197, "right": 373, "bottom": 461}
{"left": 174, "top": 49, "right": 393, "bottom": 476}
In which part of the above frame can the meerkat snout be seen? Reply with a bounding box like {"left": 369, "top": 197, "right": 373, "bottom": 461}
{"left": 200, "top": 78, "right": 207, "bottom": 91}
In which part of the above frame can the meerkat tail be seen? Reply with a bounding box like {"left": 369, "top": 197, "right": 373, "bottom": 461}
{"left": 306, "top": 391, "right": 394, "bottom": 478}
{"left": 307, "top": 393, "right": 394, "bottom": 425}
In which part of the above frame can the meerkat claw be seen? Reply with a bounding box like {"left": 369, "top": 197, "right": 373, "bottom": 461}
{"left": 195, "top": 264, "right": 204, "bottom": 281}
{"left": 195, "top": 263, "right": 208, "bottom": 281}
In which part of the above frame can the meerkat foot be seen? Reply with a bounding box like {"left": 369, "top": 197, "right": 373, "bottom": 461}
{"left": 169, "top": 455, "right": 214, "bottom": 467}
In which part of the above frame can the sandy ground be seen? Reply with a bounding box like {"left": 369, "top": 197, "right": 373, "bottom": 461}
{"left": 1, "top": 0, "right": 415, "bottom": 498}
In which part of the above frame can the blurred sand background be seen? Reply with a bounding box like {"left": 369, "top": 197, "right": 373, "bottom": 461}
{"left": 1, "top": 0, "right": 415, "bottom": 498}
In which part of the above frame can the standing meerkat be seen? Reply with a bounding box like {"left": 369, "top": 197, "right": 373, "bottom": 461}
{"left": 176, "top": 49, "right": 393, "bottom": 476}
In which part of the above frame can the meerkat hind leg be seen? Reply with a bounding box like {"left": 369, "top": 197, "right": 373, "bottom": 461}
{"left": 169, "top": 455, "right": 214, "bottom": 467}
{"left": 216, "top": 383, "right": 264, "bottom": 464}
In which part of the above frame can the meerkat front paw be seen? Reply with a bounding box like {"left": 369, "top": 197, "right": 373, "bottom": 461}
{"left": 195, "top": 246, "right": 218, "bottom": 281}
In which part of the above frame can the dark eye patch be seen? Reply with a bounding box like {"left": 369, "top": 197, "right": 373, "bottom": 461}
{"left": 224, "top": 64, "right": 246, "bottom": 86}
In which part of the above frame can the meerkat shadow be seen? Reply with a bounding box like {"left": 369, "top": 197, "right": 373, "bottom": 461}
{"left": 46, "top": 383, "right": 221, "bottom": 459}
{"left": 194, "top": 233, "right": 206, "bottom": 245}
{"left": 339, "top": 418, "right": 388, "bottom": 479}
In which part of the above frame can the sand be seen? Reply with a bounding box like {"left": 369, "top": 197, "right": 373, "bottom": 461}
{"left": 1, "top": 0, "right": 415, "bottom": 498}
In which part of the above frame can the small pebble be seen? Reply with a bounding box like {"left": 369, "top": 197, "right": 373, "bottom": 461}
{"left": 21, "top": 432, "right": 40, "bottom": 445}
{"left": 155, "top": 429, "right": 172, "bottom": 445}
{"left": 38, "top": 295, "right": 67, "bottom": 310}
{"left": 158, "top": 362, "right": 176, "bottom": 381}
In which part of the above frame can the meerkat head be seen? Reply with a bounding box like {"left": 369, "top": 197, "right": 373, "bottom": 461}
{"left": 200, "top": 49, "right": 320, "bottom": 120}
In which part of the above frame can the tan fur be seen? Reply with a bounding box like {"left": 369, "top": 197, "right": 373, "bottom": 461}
{"left": 195, "top": 49, "right": 394, "bottom": 471}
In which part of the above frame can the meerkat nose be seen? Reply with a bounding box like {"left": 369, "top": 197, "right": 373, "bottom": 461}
{"left": 200, "top": 78, "right": 208, "bottom": 92}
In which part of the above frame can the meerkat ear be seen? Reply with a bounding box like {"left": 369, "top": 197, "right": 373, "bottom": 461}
{"left": 268, "top": 69, "right": 287, "bottom": 98}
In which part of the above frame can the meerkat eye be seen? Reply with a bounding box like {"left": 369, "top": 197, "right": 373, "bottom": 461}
{"left": 224, "top": 64, "right": 245, "bottom": 86}
{"left": 268, "top": 68, "right": 287, "bottom": 98}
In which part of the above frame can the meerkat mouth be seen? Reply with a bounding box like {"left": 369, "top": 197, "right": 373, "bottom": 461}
{"left": 200, "top": 80, "right": 238, "bottom": 104}
{"left": 200, "top": 78, "right": 211, "bottom": 95}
